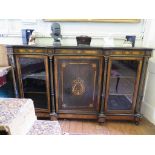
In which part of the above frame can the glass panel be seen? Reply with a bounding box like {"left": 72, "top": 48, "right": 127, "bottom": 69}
{"left": 110, "top": 78, "right": 135, "bottom": 94}
{"left": 108, "top": 95, "right": 133, "bottom": 110}
{"left": 107, "top": 60, "right": 138, "bottom": 111}
{"left": 19, "top": 57, "right": 46, "bottom": 92}
{"left": 19, "top": 57, "right": 48, "bottom": 109}
{"left": 24, "top": 93, "right": 47, "bottom": 109}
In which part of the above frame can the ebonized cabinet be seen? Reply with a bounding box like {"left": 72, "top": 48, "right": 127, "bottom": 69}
{"left": 6, "top": 46, "right": 152, "bottom": 124}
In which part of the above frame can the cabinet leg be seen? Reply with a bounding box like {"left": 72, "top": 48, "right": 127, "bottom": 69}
{"left": 134, "top": 117, "right": 140, "bottom": 125}
{"left": 135, "top": 121, "right": 140, "bottom": 125}
{"left": 50, "top": 113, "right": 58, "bottom": 121}
{"left": 98, "top": 114, "right": 106, "bottom": 124}
{"left": 134, "top": 113, "right": 142, "bottom": 125}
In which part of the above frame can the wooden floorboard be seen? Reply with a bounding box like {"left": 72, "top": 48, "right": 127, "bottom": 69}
{"left": 59, "top": 119, "right": 70, "bottom": 133}
{"left": 69, "top": 120, "right": 83, "bottom": 134}
{"left": 59, "top": 118, "right": 155, "bottom": 135}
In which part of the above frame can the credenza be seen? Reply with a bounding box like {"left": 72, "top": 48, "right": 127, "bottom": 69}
{"left": 6, "top": 45, "right": 152, "bottom": 124}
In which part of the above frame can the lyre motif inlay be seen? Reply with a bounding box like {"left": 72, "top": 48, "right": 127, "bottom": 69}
{"left": 72, "top": 78, "right": 85, "bottom": 96}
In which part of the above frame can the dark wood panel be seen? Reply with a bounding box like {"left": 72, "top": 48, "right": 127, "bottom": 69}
{"left": 54, "top": 55, "right": 103, "bottom": 116}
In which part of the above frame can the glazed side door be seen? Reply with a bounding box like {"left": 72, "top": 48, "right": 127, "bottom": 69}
{"left": 15, "top": 54, "right": 50, "bottom": 114}
{"left": 105, "top": 57, "right": 143, "bottom": 114}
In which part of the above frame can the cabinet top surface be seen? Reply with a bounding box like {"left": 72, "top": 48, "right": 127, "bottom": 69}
{"left": 6, "top": 45, "right": 153, "bottom": 51}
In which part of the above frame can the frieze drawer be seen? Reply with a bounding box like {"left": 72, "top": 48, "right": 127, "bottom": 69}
{"left": 54, "top": 49, "right": 102, "bottom": 55}
{"left": 111, "top": 50, "right": 145, "bottom": 55}
{"left": 14, "top": 48, "right": 48, "bottom": 54}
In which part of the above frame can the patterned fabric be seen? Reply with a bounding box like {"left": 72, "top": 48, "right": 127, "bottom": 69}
{"left": 0, "top": 98, "right": 37, "bottom": 135}
{"left": 0, "top": 67, "right": 11, "bottom": 87}
{"left": 0, "top": 98, "right": 62, "bottom": 135}
{"left": 0, "top": 67, "right": 10, "bottom": 77}
{"left": 0, "top": 98, "right": 33, "bottom": 124}
{"left": 27, "top": 120, "right": 62, "bottom": 135}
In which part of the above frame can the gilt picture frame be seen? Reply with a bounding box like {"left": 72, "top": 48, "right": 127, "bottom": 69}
{"left": 43, "top": 19, "right": 140, "bottom": 23}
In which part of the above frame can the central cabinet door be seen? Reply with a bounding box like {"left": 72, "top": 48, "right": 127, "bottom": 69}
{"left": 54, "top": 56, "right": 103, "bottom": 117}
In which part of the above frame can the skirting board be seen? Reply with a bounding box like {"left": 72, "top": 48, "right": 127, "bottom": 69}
{"left": 141, "top": 101, "right": 155, "bottom": 125}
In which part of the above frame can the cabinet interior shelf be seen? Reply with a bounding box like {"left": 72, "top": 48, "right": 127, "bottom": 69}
{"left": 22, "top": 71, "right": 46, "bottom": 80}
{"left": 111, "top": 76, "right": 136, "bottom": 79}
{"left": 109, "top": 93, "right": 133, "bottom": 96}
{"left": 24, "top": 92, "right": 46, "bottom": 94}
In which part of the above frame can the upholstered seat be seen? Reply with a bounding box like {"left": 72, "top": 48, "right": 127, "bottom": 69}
{"left": 0, "top": 98, "right": 62, "bottom": 135}
{"left": 27, "top": 120, "right": 62, "bottom": 135}
{"left": 0, "top": 66, "right": 12, "bottom": 87}
{"left": 0, "top": 98, "right": 37, "bottom": 134}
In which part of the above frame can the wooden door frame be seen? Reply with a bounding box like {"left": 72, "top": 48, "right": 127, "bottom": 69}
{"left": 15, "top": 54, "right": 51, "bottom": 113}
{"left": 104, "top": 56, "right": 143, "bottom": 114}
{"left": 54, "top": 55, "right": 103, "bottom": 115}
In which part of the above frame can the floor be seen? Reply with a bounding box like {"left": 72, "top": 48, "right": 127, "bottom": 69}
{"left": 59, "top": 118, "right": 155, "bottom": 135}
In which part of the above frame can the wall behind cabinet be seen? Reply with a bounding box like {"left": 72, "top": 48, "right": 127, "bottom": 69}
{"left": 0, "top": 19, "right": 144, "bottom": 46}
